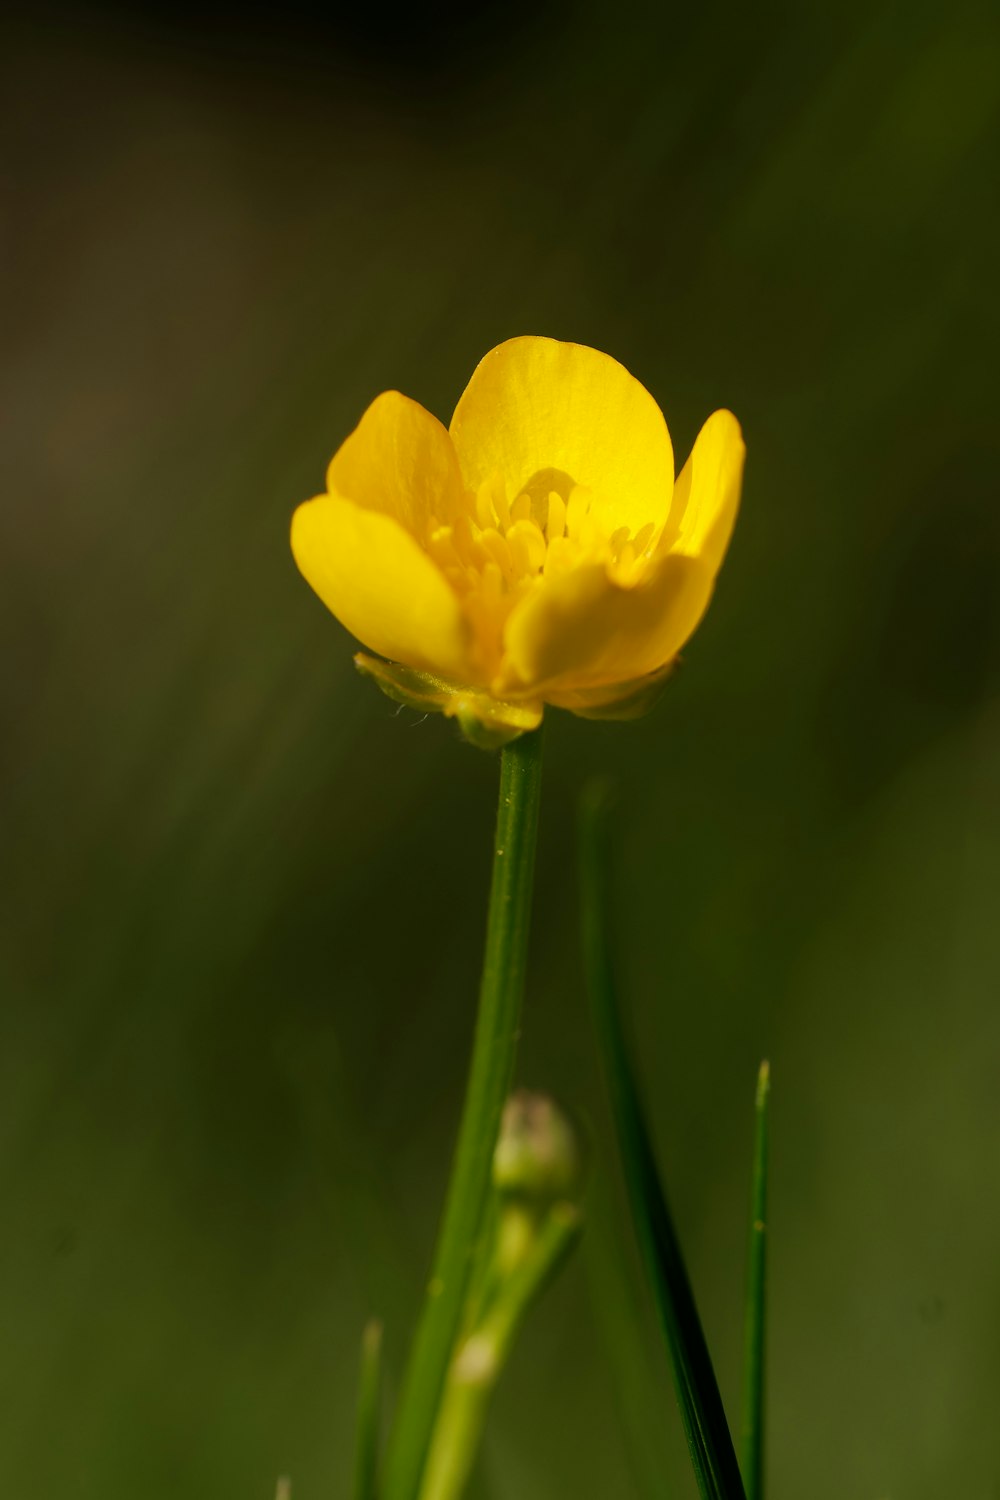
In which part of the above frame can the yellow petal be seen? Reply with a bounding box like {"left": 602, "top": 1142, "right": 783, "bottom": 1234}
{"left": 449, "top": 337, "right": 674, "bottom": 536}
{"left": 667, "top": 409, "right": 745, "bottom": 572}
{"left": 500, "top": 551, "right": 714, "bottom": 696}
{"left": 328, "top": 389, "right": 467, "bottom": 534}
{"left": 291, "top": 494, "right": 471, "bottom": 678}
{"left": 544, "top": 661, "right": 676, "bottom": 720}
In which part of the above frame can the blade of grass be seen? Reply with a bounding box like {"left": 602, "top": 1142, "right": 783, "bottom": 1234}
{"left": 740, "top": 1062, "right": 769, "bottom": 1500}
{"left": 353, "top": 1319, "right": 384, "bottom": 1500}
{"left": 578, "top": 784, "right": 746, "bottom": 1500}
{"left": 583, "top": 1170, "right": 677, "bottom": 1500}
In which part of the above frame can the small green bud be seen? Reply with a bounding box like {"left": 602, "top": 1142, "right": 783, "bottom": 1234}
{"left": 492, "top": 1090, "right": 581, "bottom": 1205}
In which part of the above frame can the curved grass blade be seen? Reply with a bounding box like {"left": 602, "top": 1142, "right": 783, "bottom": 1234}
{"left": 354, "top": 1319, "right": 384, "bottom": 1500}
{"left": 578, "top": 784, "right": 746, "bottom": 1500}
{"left": 740, "top": 1062, "right": 769, "bottom": 1500}
{"left": 583, "top": 1172, "right": 676, "bottom": 1500}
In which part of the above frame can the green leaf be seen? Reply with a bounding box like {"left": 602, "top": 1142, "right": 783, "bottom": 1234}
{"left": 578, "top": 783, "right": 746, "bottom": 1500}
{"left": 353, "top": 1319, "right": 383, "bottom": 1500}
{"left": 741, "top": 1061, "right": 769, "bottom": 1500}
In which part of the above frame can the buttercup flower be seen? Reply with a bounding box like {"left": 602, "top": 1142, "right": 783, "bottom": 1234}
{"left": 292, "top": 337, "right": 744, "bottom": 746}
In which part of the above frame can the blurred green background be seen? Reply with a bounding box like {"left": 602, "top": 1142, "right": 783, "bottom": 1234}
{"left": 3, "top": 0, "right": 1000, "bottom": 1495}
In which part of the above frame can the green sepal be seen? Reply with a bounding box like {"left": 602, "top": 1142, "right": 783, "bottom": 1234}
{"left": 355, "top": 653, "right": 542, "bottom": 750}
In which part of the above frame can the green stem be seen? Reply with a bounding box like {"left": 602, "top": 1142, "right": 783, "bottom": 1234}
{"left": 353, "top": 1319, "right": 383, "bottom": 1500}
{"left": 740, "top": 1062, "right": 769, "bottom": 1500}
{"left": 384, "top": 728, "right": 545, "bottom": 1500}
{"left": 418, "top": 1204, "right": 581, "bottom": 1500}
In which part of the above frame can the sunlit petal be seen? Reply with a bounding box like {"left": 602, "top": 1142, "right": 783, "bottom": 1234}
{"left": 666, "top": 408, "right": 745, "bottom": 573}
{"left": 328, "top": 389, "right": 467, "bottom": 535}
{"left": 449, "top": 337, "right": 674, "bottom": 536}
{"left": 499, "top": 551, "right": 714, "bottom": 696}
{"left": 291, "top": 494, "right": 471, "bottom": 678}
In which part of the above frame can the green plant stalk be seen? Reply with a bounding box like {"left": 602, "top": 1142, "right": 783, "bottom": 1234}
{"left": 384, "top": 728, "right": 545, "bottom": 1500}
{"left": 353, "top": 1319, "right": 384, "bottom": 1500}
{"left": 418, "top": 1203, "right": 582, "bottom": 1500}
{"left": 740, "top": 1061, "right": 769, "bottom": 1500}
{"left": 579, "top": 786, "right": 746, "bottom": 1500}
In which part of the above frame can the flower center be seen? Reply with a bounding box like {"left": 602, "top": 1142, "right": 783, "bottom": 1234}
{"left": 423, "top": 470, "right": 658, "bottom": 673}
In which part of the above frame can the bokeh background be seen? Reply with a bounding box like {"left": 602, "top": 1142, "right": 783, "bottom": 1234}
{"left": 3, "top": 0, "right": 1000, "bottom": 1495}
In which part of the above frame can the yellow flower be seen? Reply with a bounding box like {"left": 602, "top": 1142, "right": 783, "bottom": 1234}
{"left": 292, "top": 337, "right": 744, "bottom": 746}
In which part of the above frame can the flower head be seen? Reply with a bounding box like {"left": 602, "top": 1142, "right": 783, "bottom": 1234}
{"left": 292, "top": 337, "right": 744, "bottom": 745}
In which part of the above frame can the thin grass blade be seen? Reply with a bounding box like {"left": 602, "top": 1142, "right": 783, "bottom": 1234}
{"left": 353, "top": 1319, "right": 384, "bottom": 1500}
{"left": 740, "top": 1061, "right": 769, "bottom": 1500}
{"left": 583, "top": 1172, "right": 676, "bottom": 1500}
{"left": 578, "top": 784, "right": 746, "bottom": 1500}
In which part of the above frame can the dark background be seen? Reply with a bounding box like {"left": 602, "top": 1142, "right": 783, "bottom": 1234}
{"left": 3, "top": 0, "right": 1000, "bottom": 1495}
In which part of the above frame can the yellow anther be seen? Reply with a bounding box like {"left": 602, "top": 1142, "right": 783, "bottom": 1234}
{"left": 546, "top": 492, "right": 566, "bottom": 542}
{"left": 429, "top": 525, "right": 462, "bottom": 570}
{"left": 576, "top": 512, "right": 601, "bottom": 552}
{"left": 475, "top": 483, "right": 497, "bottom": 530}
{"left": 543, "top": 535, "right": 575, "bottom": 574}
{"left": 633, "top": 521, "right": 655, "bottom": 554}
{"left": 510, "top": 493, "right": 532, "bottom": 524}
{"left": 481, "top": 561, "right": 504, "bottom": 601}
{"left": 481, "top": 527, "right": 514, "bottom": 580}
{"left": 507, "top": 518, "right": 547, "bottom": 575}
{"left": 565, "top": 486, "right": 590, "bottom": 537}
{"left": 454, "top": 514, "right": 490, "bottom": 568}
{"left": 491, "top": 476, "right": 511, "bottom": 531}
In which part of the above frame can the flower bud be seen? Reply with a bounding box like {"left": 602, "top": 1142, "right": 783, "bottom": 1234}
{"left": 492, "top": 1090, "right": 581, "bottom": 1205}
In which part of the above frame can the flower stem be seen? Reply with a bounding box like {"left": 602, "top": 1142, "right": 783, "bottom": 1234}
{"left": 384, "top": 727, "right": 545, "bottom": 1500}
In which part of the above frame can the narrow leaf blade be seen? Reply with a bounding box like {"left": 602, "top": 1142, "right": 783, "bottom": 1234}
{"left": 741, "top": 1061, "right": 769, "bottom": 1500}
{"left": 578, "top": 785, "right": 746, "bottom": 1500}
{"left": 353, "top": 1319, "right": 384, "bottom": 1500}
